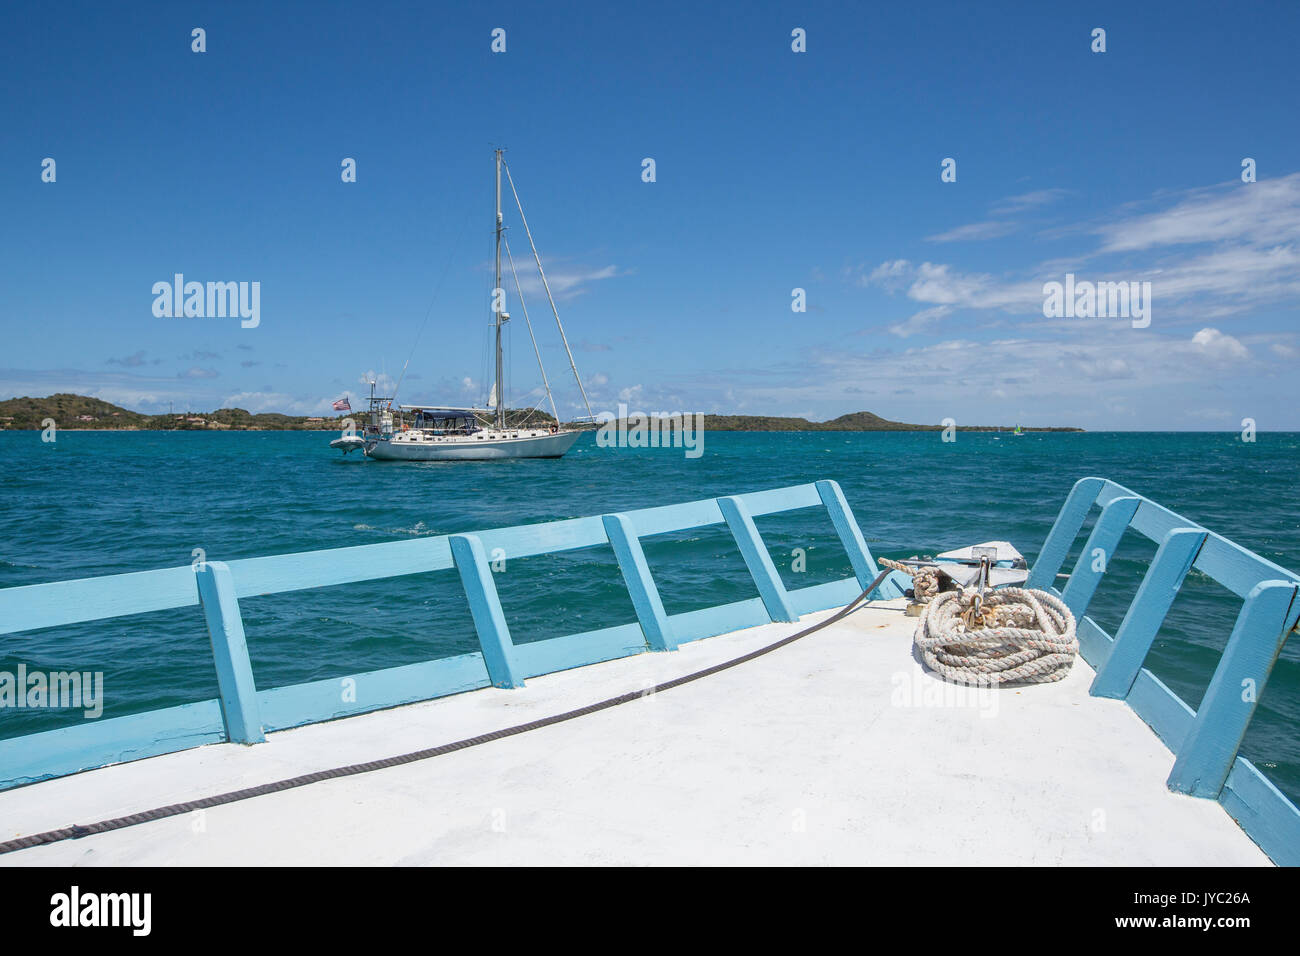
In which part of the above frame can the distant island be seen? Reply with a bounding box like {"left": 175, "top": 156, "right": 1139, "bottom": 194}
{"left": 690, "top": 411, "right": 1081, "bottom": 432}
{"left": 0, "top": 394, "right": 1083, "bottom": 433}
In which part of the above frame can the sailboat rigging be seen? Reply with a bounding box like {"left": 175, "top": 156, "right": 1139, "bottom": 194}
{"left": 331, "top": 149, "right": 592, "bottom": 461}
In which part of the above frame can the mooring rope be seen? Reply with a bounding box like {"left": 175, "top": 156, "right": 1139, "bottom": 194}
{"left": 914, "top": 586, "right": 1078, "bottom": 685}
{"left": 877, "top": 557, "right": 942, "bottom": 601}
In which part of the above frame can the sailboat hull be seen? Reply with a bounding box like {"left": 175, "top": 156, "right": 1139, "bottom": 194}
{"left": 365, "top": 429, "right": 581, "bottom": 461}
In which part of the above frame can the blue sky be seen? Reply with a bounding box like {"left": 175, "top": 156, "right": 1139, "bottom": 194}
{"left": 2, "top": 0, "right": 1297, "bottom": 428}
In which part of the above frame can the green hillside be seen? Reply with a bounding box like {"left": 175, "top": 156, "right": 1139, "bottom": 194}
{"left": 0, "top": 393, "right": 1081, "bottom": 432}
{"left": 657, "top": 412, "right": 1080, "bottom": 432}
{"left": 0, "top": 393, "right": 151, "bottom": 429}
{"left": 0, "top": 394, "right": 557, "bottom": 431}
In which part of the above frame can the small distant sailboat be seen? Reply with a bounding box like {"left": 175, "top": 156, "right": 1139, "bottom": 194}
{"left": 332, "top": 149, "right": 595, "bottom": 461}
{"left": 1013, "top": 424, "right": 1025, "bottom": 436}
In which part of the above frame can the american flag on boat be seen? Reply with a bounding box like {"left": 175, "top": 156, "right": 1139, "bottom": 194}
{"left": 332, "top": 397, "right": 351, "bottom": 411}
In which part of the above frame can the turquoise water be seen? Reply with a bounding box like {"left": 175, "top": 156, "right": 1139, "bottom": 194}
{"left": 2, "top": 430, "right": 1298, "bottom": 804}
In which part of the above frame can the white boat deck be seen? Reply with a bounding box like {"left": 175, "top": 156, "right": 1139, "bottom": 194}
{"left": 0, "top": 598, "right": 1268, "bottom": 866}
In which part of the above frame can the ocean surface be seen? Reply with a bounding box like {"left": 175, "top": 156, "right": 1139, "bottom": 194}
{"left": 2, "top": 429, "right": 1298, "bottom": 805}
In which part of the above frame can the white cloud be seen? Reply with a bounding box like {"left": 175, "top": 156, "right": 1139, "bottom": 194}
{"left": 508, "top": 264, "right": 626, "bottom": 301}
{"left": 1058, "top": 350, "right": 1136, "bottom": 381}
{"left": 864, "top": 260, "right": 1042, "bottom": 313}
{"left": 863, "top": 259, "right": 911, "bottom": 287}
{"left": 106, "top": 350, "right": 151, "bottom": 368}
{"left": 685, "top": 319, "right": 1276, "bottom": 427}
{"left": 926, "top": 221, "right": 1018, "bottom": 243}
{"left": 219, "top": 391, "right": 332, "bottom": 415}
{"left": 925, "top": 189, "right": 1068, "bottom": 243}
{"left": 1096, "top": 173, "right": 1300, "bottom": 253}
{"left": 888, "top": 305, "right": 952, "bottom": 337}
{"left": 359, "top": 370, "right": 397, "bottom": 393}
{"left": 990, "top": 188, "right": 1069, "bottom": 215}
{"left": 864, "top": 175, "right": 1300, "bottom": 327}
{"left": 1190, "top": 327, "right": 1249, "bottom": 361}
{"left": 1141, "top": 245, "right": 1300, "bottom": 312}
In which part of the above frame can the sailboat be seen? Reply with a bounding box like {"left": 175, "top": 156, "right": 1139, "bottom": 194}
{"left": 333, "top": 150, "right": 594, "bottom": 461}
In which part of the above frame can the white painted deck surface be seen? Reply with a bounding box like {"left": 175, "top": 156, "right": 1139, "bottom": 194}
{"left": 0, "top": 598, "right": 1269, "bottom": 866}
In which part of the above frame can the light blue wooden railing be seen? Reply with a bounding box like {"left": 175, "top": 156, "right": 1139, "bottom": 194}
{"left": 3, "top": 475, "right": 1297, "bottom": 864}
{"left": 1027, "top": 476, "right": 1300, "bottom": 866}
{"left": 0, "top": 480, "right": 904, "bottom": 791}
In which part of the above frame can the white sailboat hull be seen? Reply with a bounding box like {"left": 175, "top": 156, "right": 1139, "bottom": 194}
{"left": 365, "top": 429, "right": 581, "bottom": 461}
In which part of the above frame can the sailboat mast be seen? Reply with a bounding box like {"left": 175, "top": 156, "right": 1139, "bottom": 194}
{"left": 494, "top": 149, "right": 505, "bottom": 430}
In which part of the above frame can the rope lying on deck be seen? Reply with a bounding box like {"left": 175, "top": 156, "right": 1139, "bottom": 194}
{"left": 914, "top": 586, "right": 1078, "bottom": 685}
{"left": 0, "top": 568, "right": 897, "bottom": 858}
{"left": 877, "top": 557, "right": 941, "bottom": 600}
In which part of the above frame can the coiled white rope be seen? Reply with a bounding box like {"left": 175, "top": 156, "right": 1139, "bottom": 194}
{"left": 914, "top": 586, "right": 1078, "bottom": 685}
